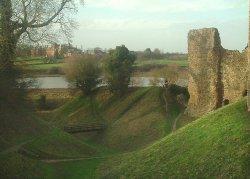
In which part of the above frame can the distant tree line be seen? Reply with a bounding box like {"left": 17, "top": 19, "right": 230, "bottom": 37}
{"left": 136, "top": 48, "right": 187, "bottom": 60}
{"left": 15, "top": 43, "right": 84, "bottom": 58}
{"left": 16, "top": 44, "right": 187, "bottom": 62}
{"left": 16, "top": 44, "right": 46, "bottom": 57}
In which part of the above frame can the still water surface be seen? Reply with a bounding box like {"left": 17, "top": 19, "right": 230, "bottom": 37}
{"left": 31, "top": 76, "right": 187, "bottom": 89}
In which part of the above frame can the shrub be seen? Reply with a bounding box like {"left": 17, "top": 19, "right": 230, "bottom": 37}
{"left": 158, "top": 64, "right": 180, "bottom": 85}
{"left": 104, "top": 45, "right": 136, "bottom": 95}
{"left": 64, "top": 55, "right": 101, "bottom": 95}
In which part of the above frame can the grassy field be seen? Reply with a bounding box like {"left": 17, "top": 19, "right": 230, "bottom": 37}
{"left": 98, "top": 99, "right": 249, "bottom": 178}
{"left": 51, "top": 87, "right": 180, "bottom": 151}
{"left": 1, "top": 87, "right": 177, "bottom": 178}
{"left": 22, "top": 128, "right": 98, "bottom": 159}
{"left": 1, "top": 88, "right": 247, "bottom": 178}
{"left": 0, "top": 104, "right": 111, "bottom": 178}
{"left": 0, "top": 109, "right": 49, "bottom": 152}
{"left": 133, "top": 59, "right": 188, "bottom": 77}
{"left": 135, "top": 59, "right": 188, "bottom": 67}
{"left": 16, "top": 57, "right": 188, "bottom": 76}
{"left": 15, "top": 57, "right": 64, "bottom": 74}
{"left": 29, "top": 63, "right": 64, "bottom": 70}
{"left": 0, "top": 148, "right": 107, "bottom": 179}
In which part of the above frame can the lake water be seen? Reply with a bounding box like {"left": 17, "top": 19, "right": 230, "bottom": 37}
{"left": 30, "top": 76, "right": 188, "bottom": 89}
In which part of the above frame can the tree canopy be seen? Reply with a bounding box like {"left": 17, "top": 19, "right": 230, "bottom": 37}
{"left": 0, "top": 0, "right": 82, "bottom": 111}
{"left": 105, "top": 45, "right": 136, "bottom": 95}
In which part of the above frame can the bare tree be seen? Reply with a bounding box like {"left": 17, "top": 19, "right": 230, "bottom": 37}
{"left": 0, "top": 0, "right": 82, "bottom": 109}
{"left": 64, "top": 55, "right": 101, "bottom": 96}
{"left": 156, "top": 64, "right": 180, "bottom": 87}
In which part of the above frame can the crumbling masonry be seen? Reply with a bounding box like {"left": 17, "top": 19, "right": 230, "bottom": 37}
{"left": 186, "top": 28, "right": 248, "bottom": 117}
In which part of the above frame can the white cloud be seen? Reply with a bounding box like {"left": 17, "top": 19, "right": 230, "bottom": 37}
{"left": 73, "top": 0, "right": 247, "bottom": 52}
{"left": 79, "top": 18, "right": 174, "bottom": 30}
{"left": 79, "top": 0, "right": 247, "bottom": 31}
{"left": 85, "top": 0, "right": 247, "bottom": 13}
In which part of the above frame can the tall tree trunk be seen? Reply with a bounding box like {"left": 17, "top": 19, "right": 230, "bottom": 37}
{"left": 0, "top": 0, "right": 16, "bottom": 67}
{"left": 0, "top": 0, "right": 21, "bottom": 109}
{"left": 248, "top": 1, "right": 250, "bottom": 112}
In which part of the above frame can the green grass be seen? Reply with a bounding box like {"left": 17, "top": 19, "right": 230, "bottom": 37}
{"left": 22, "top": 128, "right": 98, "bottom": 159}
{"left": 135, "top": 59, "right": 188, "bottom": 67}
{"left": 47, "top": 158, "right": 104, "bottom": 179}
{"left": 0, "top": 105, "right": 108, "bottom": 178}
{"left": 3, "top": 88, "right": 247, "bottom": 178}
{"left": 17, "top": 57, "right": 188, "bottom": 77}
{"left": 102, "top": 87, "right": 174, "bottom": 151}
{"left": 16, "top": 57, "right": 44, "bottom": 62}
{"left": 51, "top": 87, "right": 179, "bottom": 152}
{"left": 102, "top": 88, "right": 151, "bottom": 122}
{"left": 0, "top": 107, "right": 96, "bottom": 158}
{"left": 17, "top": 57, "right": 188, "bottom": 75}
{"left": 0, "top": 87, "right": 184, "bottom": 178}
{"left": 29, "top": 63, "right": 64, "bottom": 70}
{"left": 0, "top": 127, "right": 113, "bottom": 178}
{"left": 0, "top": 151, "right": 105, "bottom": 179}
{"left": 52, "top": 95, "right": 103, "bottom": 127}
{"left": 0, "top": 152, "right": 53, "bottom": 178}
{"left": 0, "top": 109, "right": 50, "bottom": 152}
{"left": 15, "top": 57, "right": 64, "bottom": 74}
{"left": 98, "top": 99, "right": 249, "bottom": 178}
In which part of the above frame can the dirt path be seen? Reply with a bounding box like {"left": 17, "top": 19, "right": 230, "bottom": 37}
{"left": 42, "top": 156, "right": 106, "bottom": 163}
{"left": 172, "top": 112, "right": 184, "bottom": 132}
{"left": 1, "top": 141, "right": 108, "bottom": 164}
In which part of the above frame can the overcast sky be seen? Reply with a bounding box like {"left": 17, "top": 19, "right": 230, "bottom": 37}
{"left": 72, "top": 0, "right": 248, "bottom": 52}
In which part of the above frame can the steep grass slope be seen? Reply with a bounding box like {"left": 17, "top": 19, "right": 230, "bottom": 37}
{"left": 0, "top": 109, "right": 49, "bottom": 152}
{"left": 21, "top": 128, "right": 97, "bottom": 159}
{"left": 0, "top": 108, "right": 101, "bottom": 178}
{"left": 102, "top": 87, "right": 174, "bottom": 151}
{"left": 52, "top": 95, "right": 103, "bottom": 127}
{"left": 0, "top": 108, "right": 98, "bottom": 158}
{"left": 98, "top": 99, "right": 249, "bottom": 178}
{"left": 0, "top": 150, "right": 105, "bottom": 179}
{"left": 52, "top": 87, "right": 179, "bottom": 151}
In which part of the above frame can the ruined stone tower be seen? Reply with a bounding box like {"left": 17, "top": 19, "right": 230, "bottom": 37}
{"left": 186, "top": 28, "right": 248, "bottom": 117}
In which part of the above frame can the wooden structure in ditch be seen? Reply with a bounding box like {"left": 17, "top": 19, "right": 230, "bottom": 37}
{"left": 64, "top": 123, "right": 106, "bottom": 133}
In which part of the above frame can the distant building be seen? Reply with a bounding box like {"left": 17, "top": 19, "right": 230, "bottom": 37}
{"left": 84, "top": 49, "right": 95, "bottom": 55}
{"left": 31, "top": 47, "right": 46, "bottom": 57}
{"left": 46, "top": 44, "right": 61, "bottom": 59}
{"left": 45, "top": 44, "right": 83, "bottom": 59}
{"left": 84, "top": 47, "right": 106, "bottom": 59}
{"left": 61, "top": 44, "right": 83, "bottom": 58}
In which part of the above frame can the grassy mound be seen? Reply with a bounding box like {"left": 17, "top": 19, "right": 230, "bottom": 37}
{"left": 98, "top": 99, "right": 249, "bottom": 178}
{"left": 0, "top": 109, "right": 49, "bottom": 152}
{"left": 0, "top": 107, "right": 102, "bottom": 178}
{"left": 52, "top": 95, "right": 103, "bottom": 127}
{"left": 21, "top": 128, "right": 97, "bottom": 159}
{"left": 0, "top": 152, "right": 52, "bottom": 178}
{"left": 0, "top": 107, "right": 98, "bottom": 158}
{"left": 0, "top": 151, "right": 106, "bottom": 179}
{"left": 52, "top": 87, "right": 180, "bottom": 151}
{"left": 102, "top": 87, "right": 175, "bottom": 151}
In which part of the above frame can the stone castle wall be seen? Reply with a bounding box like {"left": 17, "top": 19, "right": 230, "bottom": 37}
{"left": 222, "top": 50, "right": 248, "bottom": 103}
{"left": 186, "top": 28, "right": 248, "bottom": 117}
